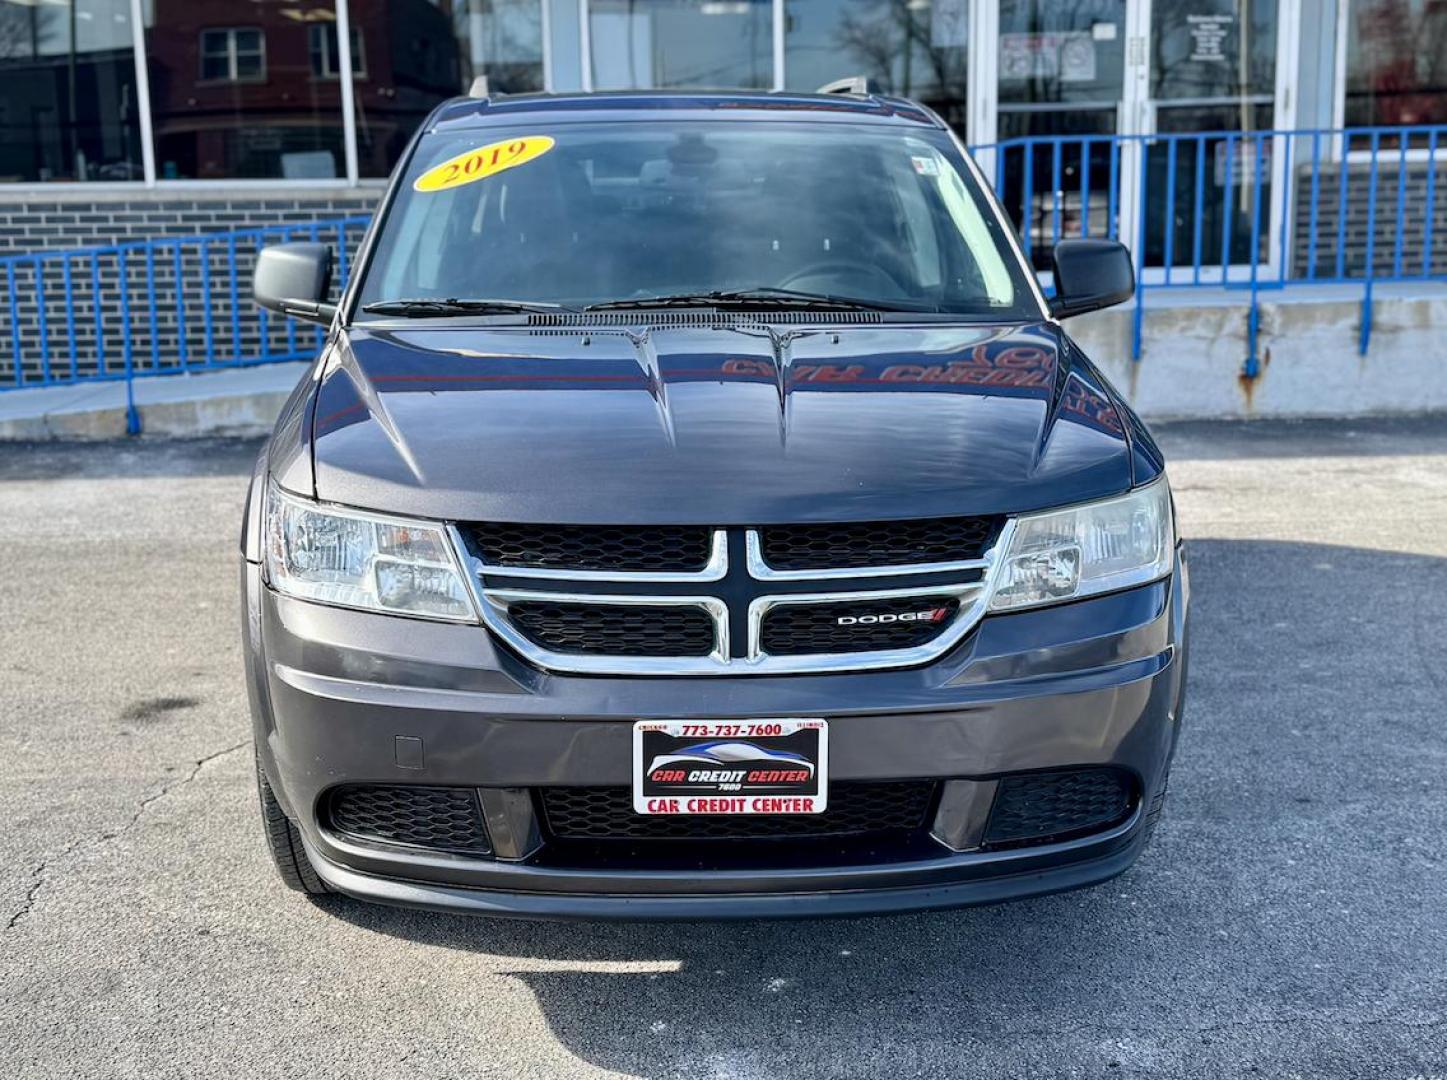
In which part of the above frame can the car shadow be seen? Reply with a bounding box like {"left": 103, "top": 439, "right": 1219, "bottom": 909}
{"left": 310, "top": 537, "right": 1447, "bottom": 1078}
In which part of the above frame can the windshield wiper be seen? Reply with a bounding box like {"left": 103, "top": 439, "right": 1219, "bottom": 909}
{"left": 362, "top": 297, "right": 573, "bottom": 317}
{"left": 584, "top": 288, "right": 931, "bottom": 313}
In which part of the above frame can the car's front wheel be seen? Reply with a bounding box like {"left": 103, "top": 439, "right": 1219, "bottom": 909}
{"left": 256, "top": 753, "right": 330, "bottom": 895}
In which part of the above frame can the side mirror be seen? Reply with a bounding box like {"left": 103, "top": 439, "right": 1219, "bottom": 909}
{"left": 1048, "top": 239, "right": 1134, "bottom": 320}
{"left": 253, "top": 242, "right": 336, "bottom": 325}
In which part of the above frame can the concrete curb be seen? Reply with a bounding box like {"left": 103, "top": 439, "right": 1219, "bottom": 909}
{"left": 0, "top": 363, "right": 309, "bottom": 441}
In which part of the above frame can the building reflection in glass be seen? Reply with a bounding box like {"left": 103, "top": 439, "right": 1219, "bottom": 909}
{"left": 141, "top": 0, "right": 542, "bottom": 181}
{"left": 0, "top": 0, "right": 143, "bottom": 182}
{"left": 785, "top": 0, "right": 968, "bottom": 131}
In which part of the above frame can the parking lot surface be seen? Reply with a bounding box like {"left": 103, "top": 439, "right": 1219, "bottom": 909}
{"left": 2, "top": 419, "right": 1445, "bottom": 1079}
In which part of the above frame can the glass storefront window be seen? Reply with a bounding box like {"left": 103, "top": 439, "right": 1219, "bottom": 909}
{"left": 590, "top": 0, "right": 772, "bottom": 90}
{"left": 463, "top": 0, "right": 545, "bottom": 93}
{"left": 1146, "top": 0, "right": 1278, "bottom": 268}
{"left": 999, "top": 0, "right": 1125, "bottom": 114}
{"left": 784, "top": 0, "right": 968, "bottom": 131}
{"left": 1150, "top": 0, "right": 1277, "bottom": 102}
{"left": 146, "top": 1, "right": 345, "bottom": 179}
{"left": 0, "top": 0, "right": 144, "bottom": 182}
{"left": 997, "top": 0, "right": 1127, "bottom": 266}
{"left": 1344, "top": 0, "right": 1447, "bottom": 129}
{"left": 354, "top": 0, "right": 544, "bottom": 178}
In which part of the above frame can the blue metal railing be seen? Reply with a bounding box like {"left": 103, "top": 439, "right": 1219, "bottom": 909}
{"left": 976, "top": 124, "right": 1447, "bottom": 369}
{"left": 0, "top": 215, "right": 371, "bottom": 431}
{"left": 1, "top": 125, "right": 1444, "bottom": 423}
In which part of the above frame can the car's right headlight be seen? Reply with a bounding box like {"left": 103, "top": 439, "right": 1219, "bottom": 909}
{"left": 988, "top": 477, "right": 1175, "bottom": 612}
{"left": 263, "top": 481, "right": 477, "bottom": 622}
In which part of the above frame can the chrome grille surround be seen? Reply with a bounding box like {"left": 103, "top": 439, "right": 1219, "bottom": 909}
{"left": 450, "top": 520, "right": 1016, "bottom": 676}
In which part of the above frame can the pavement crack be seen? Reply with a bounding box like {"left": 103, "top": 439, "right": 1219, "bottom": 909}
{"left": 125, "top": 739, "right": 249, "bottom": 828}
{"left": 7, "top": 861, "right": 48, "bottom": 931}
{"left": 3, "top": 740, "right": 249, "bottom": 932}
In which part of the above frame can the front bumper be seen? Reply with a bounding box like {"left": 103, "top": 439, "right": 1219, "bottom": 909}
{"left": 243, "top": 548, "right": 1189, "bottom": 919}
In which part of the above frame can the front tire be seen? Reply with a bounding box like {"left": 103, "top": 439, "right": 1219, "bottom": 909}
{"left": 256, "top": 753, "right": 330, "bottom": 895}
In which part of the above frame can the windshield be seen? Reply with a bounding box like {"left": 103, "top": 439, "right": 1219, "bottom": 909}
{"left": 355, "top": 119, "right": 1039, "bottom": 319}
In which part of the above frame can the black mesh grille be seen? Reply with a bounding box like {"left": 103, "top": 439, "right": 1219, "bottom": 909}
{"left": 540, "top": 781, "right": 937, "bottom": 841}
{"left": 508, "top": 601, "right": 716, "bottom": 657}
{"left": 327, "top": 785, "right": 492, "bottom": 854}
{"left": 760, "top": 516, "right": 1003, "bottom": 571}
{"left": 984, "top": 768, "right": 1134, "bottom": 848}
{"left": 471, "top": 523, "right": 712, "bottom": 573}
{"left": 761, "top": 596, "right": 959, "bottom": 656}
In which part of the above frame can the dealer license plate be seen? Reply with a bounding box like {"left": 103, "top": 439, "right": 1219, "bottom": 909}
{"left": 632, "top": 719, "right": 828, "bottom": 815}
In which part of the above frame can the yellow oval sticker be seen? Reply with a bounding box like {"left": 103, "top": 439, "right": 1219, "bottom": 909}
{"left": 413, "top": 136, "right": 556, "bottom": 193}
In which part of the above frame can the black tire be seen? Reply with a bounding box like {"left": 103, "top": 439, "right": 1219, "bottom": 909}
{"left": 256, "top": 753, "right": 331, "bottom": 895}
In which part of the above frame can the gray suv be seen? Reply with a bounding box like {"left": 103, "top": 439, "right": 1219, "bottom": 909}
{"left": 242, "top": 86, "right": 1188, "bottom": 918}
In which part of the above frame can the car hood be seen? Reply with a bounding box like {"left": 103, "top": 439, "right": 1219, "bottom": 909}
{"left": 304, "top": 321, "right": 1142, "bottom": 524}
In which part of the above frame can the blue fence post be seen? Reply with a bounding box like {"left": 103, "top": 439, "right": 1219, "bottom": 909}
{"left": 228, "top": 235, "right": 241, "bottom": 363}
{"left": 308, "top": 222, "right": 323, "bottom": 350}
{"left": 1133, "top": 136, "right": 1147, "bottom": 362}
{"left": 119, "top": 249, "right": 140, "bottom": 435}
{"left": 1245, "top": 133, "right": 1265, "bottom": 378}
{"left": 256, "top": 234, "right": 270, "bottom": 364}
{"left": 1335, "top": 136, "right": 1351, "bottom": 279}
{"left": 1163, "top": 138, "right": 1178, "bottom": 285}
{"left": 1107, "top": 139, "right": 1119, "bottom": 240}
{"left": 1021, "top": 145, "right": 1035, "bottom": 265}
{"left": 1191, "top": 135, "right": 1206, "bottom": 283}
{"left": 200, "top": 240, "right": 215, "bottom": 366}
{"left": 1307, "top": 130, "right": 1321, "bottom": 279}
{"left": 62, "top": 255, "right": 78, "bottom": 380}
{"left": 145, "top": 242, "right": 160, "bottom": 371}
{"left": 91, "top": 254, "right": 105, "bottom": 378}
{"left": 1425, "top": 129, "right": 1439, "bottom": 277}
{"left": 6, "top": 264, "right": 19, "bottom": 388}
{"left": 1050, "top": 139, "right": 1063, "bottom": 249}
{"left": 33, "top": 258, "right": 51, "bottom": 385}
{"left": 172, "top": 241, "right": 188, "bottom": 370}
{"left": 1360, "top": 131, "right": 1381, "bottom": 356}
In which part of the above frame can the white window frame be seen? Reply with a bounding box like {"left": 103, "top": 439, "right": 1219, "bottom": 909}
{"left": 198, "top": 27, "right": 267, "bottom": 85}
{"left": 310, "top": 23, "right": 367, "bottom": 80}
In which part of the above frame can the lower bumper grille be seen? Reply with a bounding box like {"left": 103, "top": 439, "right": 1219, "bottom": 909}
{"left": 326, "top": 785, "right": 492, "bottom": 855}
{"left": 984, "top": 768, "right": 1134, "bottom": 849}
{"left": 539, "top": 781, "right": 938, "bottom": 842}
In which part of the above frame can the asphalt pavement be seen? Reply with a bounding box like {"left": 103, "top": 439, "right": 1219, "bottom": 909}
{"left": 1, "top": 419, "right": 1445, "bottom": 1079}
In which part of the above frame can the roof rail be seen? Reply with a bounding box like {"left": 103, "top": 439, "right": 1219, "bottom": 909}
{"left": 816, "top": 76, "right": 876, "bottom": 96}
{"left": 468, "top": 75, "right": 490, "bottom": 100}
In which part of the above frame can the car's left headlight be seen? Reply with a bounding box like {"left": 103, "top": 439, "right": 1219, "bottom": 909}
{"left": 263, "top": 481, "right": 477, "bottom": 622}
{"left": 988, "top": 476, "right": 1175, "bottom": 612}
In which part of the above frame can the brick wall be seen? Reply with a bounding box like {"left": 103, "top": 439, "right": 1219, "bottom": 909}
{"left": 0, "top": 188, "right": 381, "bottom": 387}
{"left": 1292, "top": 161, "right": 1447, "bottom": 278}
{"left": 0, "top": 188, "right": 381, "bottom": 256}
